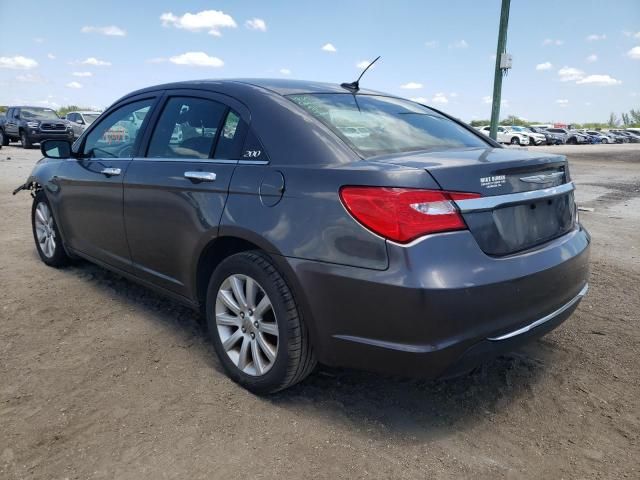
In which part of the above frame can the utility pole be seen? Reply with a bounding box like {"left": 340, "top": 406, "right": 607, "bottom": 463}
{"left": 489, "top": 0, "right": 511, "bottom": 140}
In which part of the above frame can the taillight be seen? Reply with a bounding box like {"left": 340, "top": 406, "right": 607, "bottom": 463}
{"left": 339, "top": 186, "right": 480, "bottom": 243}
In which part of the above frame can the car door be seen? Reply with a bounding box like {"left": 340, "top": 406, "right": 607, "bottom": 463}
{"left": 67, "top": 113, "right": 82, "bottom": 137}
{"left": 55, "top": 95, "right": 159, "bottom": 272}
{"left": 6, "top": 108, "right": 17, "bottom": 137}
{"left": 496, "top": 126, "right": 507, "bottom": 143}
{"left": 123, "top": 91, "right": 248, "bottom": 299}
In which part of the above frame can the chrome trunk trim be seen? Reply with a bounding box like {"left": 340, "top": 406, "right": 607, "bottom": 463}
{"left": 455, "top": 182, "right": 574, "bottom": 213}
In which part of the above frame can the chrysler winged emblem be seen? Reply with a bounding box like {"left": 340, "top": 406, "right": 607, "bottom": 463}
{"left": 519, "top": 171, "right": 564, "bottom": 184}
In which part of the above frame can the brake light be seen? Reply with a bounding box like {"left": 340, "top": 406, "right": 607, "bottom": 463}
{"left": 339, "top": 186, "right": 480, "bottom": 243}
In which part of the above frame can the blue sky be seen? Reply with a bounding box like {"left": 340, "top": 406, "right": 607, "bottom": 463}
{"left": 1, "top": 0, "right": 638, "bottom": 123}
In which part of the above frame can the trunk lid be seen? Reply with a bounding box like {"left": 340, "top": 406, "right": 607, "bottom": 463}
{"left": 372, "top": 147, "right": 576, "bottom": 255}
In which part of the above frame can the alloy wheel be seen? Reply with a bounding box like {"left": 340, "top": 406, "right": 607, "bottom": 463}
{"left": 34, "top": 202, "right": 56, "bottom": 258}
{"left": 215, "top": 274, "right": 279, "bottom": 376}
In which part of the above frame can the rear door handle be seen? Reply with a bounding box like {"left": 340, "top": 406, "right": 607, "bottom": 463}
{"left": 184, "top": 171, "right": 216, "bottom": 182}
{"left": 100, "top": 167, "right": 122, "bottom": 177}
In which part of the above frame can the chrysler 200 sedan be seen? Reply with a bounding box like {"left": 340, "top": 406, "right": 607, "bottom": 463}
{"left": 15, "top": 79, "right": 590, "bottom": 393}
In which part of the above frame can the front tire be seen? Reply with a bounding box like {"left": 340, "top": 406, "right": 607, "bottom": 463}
{"left": 510, "top": 137, "right": 520, "bottom": 145}
{"left": 206, "top": 251, "right": 316, "bottom": 394}
{"left": 0, "top": 129, "right": 8, "bottom": 146}
{"left": 21, "top": 131, "right": 32, "bottom": 149}
{"left": 601, "top": 138, "right": 608, "bottom": 144}
{"left": 32, "top": 192, "right": 69, "bottom": 267}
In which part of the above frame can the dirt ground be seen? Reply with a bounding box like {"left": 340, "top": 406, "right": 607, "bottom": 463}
{"left": 1, "top": 143, "right": 638, "bottom": 479}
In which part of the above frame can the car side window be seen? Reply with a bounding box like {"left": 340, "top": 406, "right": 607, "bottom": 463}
{"left": 68, "top": 113, "right": 77, "bottom": 122}
{"left": 213, "top": 110, "right": 244, "bottom": 159}
{"left": 147, "top": 96, "right": 227, "bottom": 159}
{"left": 83, "top": 99, "right": 153, "bottom": 158}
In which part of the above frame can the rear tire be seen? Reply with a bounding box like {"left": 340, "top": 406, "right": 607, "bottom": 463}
{"left": 206, "top": 251, "right": 316, "bottom": 394}
{"left": 32, "top": 191, "right": 69, "bottom": 267}
{"left": 21, "top": 130, "right": 32, "bottom": 149}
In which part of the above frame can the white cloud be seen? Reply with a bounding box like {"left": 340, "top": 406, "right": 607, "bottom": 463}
{"left": 556, "top": 99, "right": 569, "bottom": 106}
{"left": 576, "top": 74, "right": 621, "bottom": 86}
{"left": 356, "top": 60, "right": 376, "bottom": 69}
{"left": 321, "top": 43, "right": 337, "bottom": 52}
{"left": 15, "top": 73, "right": 45, "bottom": 83}
{"left": 482, "top": 96, "right": 508, "bottom": 107}
{"left": 586, "top": 54, "right": 598, "bottom": 63}
{"left": 450, "top": 92, "right": 458, "bottom": 98}
{"left": 449, "top": 40, "right": 468, "bottom": 49}
{"left": 80, "top": 57, "right": 111, "bottom": 66}
{"left": 38, "top": 99, "right": 59, "bottom": 108}
{"left": 400, "top": 82, "right": 423, "bottom": 89}
{"left": 245, "top": 18, "right": 266, "bottom": 31}
{"left": 160, "top": 10, "right": 237, "bottom": 36}
{"left": 432, "top": 92, "right": 448, "bottom": 104}
{"left": 81, "top": 25, "right": 126, "bottom": 36}
{"left": 147, "top": 57, "right": 166, "bottom": 64}
{"left": 168, "top": 51, "right": 224, "bottom": 67}
{"left": 279, "top": 68, "right": 291, "bottom": 75}
{"left": 66, "top": 81, "right": 83, "bottom": 89}
{"left": 627, "top": 46, "right": 640, "bottom": 59}
{"left": 47, "top": 53, "right": 56, "bottom": 60}
{"left": 623, "top": 31, "right": 640, "bottom": 39}
{"left": 33, "top": 37, "right": 45, "bottom": 44}
{"left": 542, "top": 38, "right": 563, "bottom": 46}
{"left": 558, "top": 66, "right": 584, "bottom": 82}
{"left": 72, "top": 71, "right": 93, "bottom": 77}
{"left": 0, "top": 56, "right": 38, "bottom": 69}
{"left": 425, "top": 40, "right": 438, "bottom": 48}
{"left": 535, "top": 62, "right": 553, "bottom": 71}
{"left": 409, "top": 97, "right": 428, "bottom": 103}
{"left": 586, "top": 34, "right": 606, "bottom": 41}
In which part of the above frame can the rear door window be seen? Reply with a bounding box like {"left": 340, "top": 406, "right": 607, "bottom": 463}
{"left": 146, "top": 96, "right": 227, "bottom": 159}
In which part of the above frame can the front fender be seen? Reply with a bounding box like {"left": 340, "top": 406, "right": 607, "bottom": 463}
{"left": 12, "top": 157, "right": 63, "bottom": 196}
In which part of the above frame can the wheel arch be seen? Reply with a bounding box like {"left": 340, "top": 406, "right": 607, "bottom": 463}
{"left": 193, "top": 230, "right": 321, "bottom": 349}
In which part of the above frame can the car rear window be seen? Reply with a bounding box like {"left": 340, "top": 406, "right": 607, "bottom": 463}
{"left": 287, "top": 94, "right": 487, "bottom": 158}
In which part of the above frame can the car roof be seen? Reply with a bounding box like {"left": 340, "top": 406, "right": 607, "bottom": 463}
{"left": 73, "top": 110, "right": 103, "bottom": 114}
{"left": 121, "top": 78, "right": 387, "bottom": 99}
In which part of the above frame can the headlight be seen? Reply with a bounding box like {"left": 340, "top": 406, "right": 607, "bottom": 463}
{"left": 27, "top": 121, "right": 39, "bottom": 128}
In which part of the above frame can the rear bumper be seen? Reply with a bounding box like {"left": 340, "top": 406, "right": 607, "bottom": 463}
{"left": 282, "top": 225, "right": 590, "bottom": 378}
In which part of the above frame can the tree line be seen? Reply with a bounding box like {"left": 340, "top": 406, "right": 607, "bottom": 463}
{"left": 469, "top": 110, "right": 640, "bottom": 129}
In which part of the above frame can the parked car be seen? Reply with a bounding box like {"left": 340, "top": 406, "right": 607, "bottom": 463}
{"left": 582, "top": 130, "right": 612, "bottom": 144}
{"left": 602, "top": 130, "right": 628, "bottom": 143}
{"left": 477, "top": 125, "right": 530, "bottom": 145}
{"left": 65, "top": 111, "right": 102, "bottom": 139}
{"left": 610, "top": 130, "right": 640, "bottom": 143}
{"left": 545, "top": 128, "right": 588, "bottom": 145}
{"left": 509, "top": 126, "right": 546, "bottom": 145}
{"left": 14, "top": 79, "right": 590, "bottom": 394}
{"left": 0, "top": 106, "right": 74, "bottom": 148}
{"left": 529, "top": 127, "right": 564, "bottom": 145}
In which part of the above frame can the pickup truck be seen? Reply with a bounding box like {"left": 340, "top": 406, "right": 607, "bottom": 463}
{"left": 0, "top": 106, "right": 74, "bottom": 148}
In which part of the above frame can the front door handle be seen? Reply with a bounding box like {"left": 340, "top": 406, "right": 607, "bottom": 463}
{"left": 100, "top": 167, "right": 122, "bottom": 177}
{"left": 184, "top": 171, "right": 216, "bottom": 182}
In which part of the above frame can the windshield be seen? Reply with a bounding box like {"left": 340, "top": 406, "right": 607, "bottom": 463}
{"left": 84, "top": 113, "right": 100, "bottom": 124}
{"left": 288, "top": 94, "right": 487, "bottom": 157}
{"left": 21, "top": 108, "right": 59, "bottom": 120}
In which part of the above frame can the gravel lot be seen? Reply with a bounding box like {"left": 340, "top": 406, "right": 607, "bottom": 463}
{"left": 1, "top": 143, "right": 638, "bottom": 479}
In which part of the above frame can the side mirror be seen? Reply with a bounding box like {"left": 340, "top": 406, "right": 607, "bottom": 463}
{"left": 41, "top": 139, "right": 72, "bottom": 159}
{"left": 76, "top": 118, "right": 85, "bottom": 125}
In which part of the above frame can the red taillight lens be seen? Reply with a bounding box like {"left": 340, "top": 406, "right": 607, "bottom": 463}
{"left": 339, "top": 187, "right": 480, "bottom": 243}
